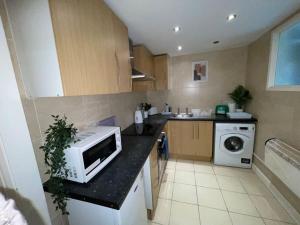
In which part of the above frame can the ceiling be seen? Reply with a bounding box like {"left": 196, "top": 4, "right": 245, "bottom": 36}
{"left": 104, "top": 0, "right": 300, "bottom": 56}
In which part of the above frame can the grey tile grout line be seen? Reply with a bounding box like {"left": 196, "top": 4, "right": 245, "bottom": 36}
{"left": 193, "top": 161, "right": 203, "bottom": 225}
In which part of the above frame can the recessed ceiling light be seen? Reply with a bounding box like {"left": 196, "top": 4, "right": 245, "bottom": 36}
{"left": 177, "top": 45, "right": 182, "bottom": 51}
{"left": 227, "top": 14, "right": 237, "bottom": 22}
{"left": 213, "top": 41, "right": 220, "bottom": 44}
{"left": 173, "top": 26, "right": 181, "bottom": 33}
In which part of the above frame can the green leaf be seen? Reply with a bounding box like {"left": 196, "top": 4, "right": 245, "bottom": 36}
{"left": 40, "top": 115, "right": 78, "bottom": 215}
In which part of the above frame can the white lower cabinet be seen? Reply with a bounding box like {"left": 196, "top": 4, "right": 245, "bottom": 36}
{"left": 67, "top": 171, "right": 147, "bottom": 225}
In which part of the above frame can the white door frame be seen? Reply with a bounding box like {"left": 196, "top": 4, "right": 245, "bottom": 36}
{"left": 0, "top": 15, "right": 51, "bottom": 225}
{"left": 0, "top": 136, "right": 15, "bottom": 189}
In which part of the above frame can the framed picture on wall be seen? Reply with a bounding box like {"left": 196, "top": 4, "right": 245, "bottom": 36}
{"left": 192, "top": 61, "right": 208, "bottom": 82}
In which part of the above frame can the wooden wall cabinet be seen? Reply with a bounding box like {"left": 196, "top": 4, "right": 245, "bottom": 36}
{"left": 132, "top": 80, "right": 155, "bottom": 92}
{"left": 133, "top": 45, "right": 154, "bottom": 77}
{"left": 132, "top": 51, "right": 170, "bottom": 92}
{"left": 6, "top": 0, "right": 131, "bottom": 97}
{"left": 112, "top": 13, "right": 132, "bottom": 93}
{"left": 168, "top": 121, "right": 213, "bottom": 161}
{"left": 154, "top": 54, "right": 170, "bottom": 90}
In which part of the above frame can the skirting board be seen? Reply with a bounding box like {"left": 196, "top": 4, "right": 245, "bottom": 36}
{"left": 252, "top": 163, "right": 300, "bottom": 224}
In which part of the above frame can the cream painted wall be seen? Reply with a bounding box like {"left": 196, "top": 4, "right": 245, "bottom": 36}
{"left": 147, "top": 47, "right": 248, "bottom": 112}
{"left": 246, "top": 32, "right": 300, "bottom": 160}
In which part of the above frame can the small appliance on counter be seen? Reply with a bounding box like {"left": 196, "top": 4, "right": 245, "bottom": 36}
{"left": 135, "top": 110, "right": 143, "bottom": 124}
{"left": 64, "top": 126, "right": 122, "bottom": 183}
{"left": 227, "top": 112, "right": 252, "bottom": 119}
{"left": 148, "top": 107, "right": 158, "bottom": 115}
{"left": 215, "top": 104, "right": 229, "bottom": 115}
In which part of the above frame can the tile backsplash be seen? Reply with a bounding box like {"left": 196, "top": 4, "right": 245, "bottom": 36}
{"left": 147, "top": 46, "right": 248, "bottom": 113}
{"left": 22, "top": 92, "right": 146, "bottom": 182}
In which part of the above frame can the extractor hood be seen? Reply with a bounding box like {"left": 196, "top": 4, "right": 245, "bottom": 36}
{"left": 129, "top": 39, "right": 155, "bottom": 81}
{"left": 132, "top": 68, "right": 145, "bottom": 79}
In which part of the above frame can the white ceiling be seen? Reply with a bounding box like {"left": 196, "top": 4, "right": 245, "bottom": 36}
{"left": 104, "top": 0, "right": 300, "bottom": 56}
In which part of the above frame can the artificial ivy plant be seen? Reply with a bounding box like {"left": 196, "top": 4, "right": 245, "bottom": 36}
{"left": 40, "top": 115, "right": 79, "bottom": 215}
{"left": 229, "top": 85, "right": 252, "bottom": 110}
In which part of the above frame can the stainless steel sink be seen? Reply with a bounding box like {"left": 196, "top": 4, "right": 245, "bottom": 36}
{"left": 171, "top": 113, "right": 193, "bottom": 118}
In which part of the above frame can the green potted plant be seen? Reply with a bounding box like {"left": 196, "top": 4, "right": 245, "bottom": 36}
{"left": 40, "top": 115, "right": 79, "bottom": 215}
{"left": 229, "top": 85, "right": 252, "bottom": 111}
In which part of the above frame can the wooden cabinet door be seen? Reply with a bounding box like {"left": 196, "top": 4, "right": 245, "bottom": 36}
{"left": 154, "top": 54, "right": 169, "bottom": 90}
{"left": 181, "top": 121, "right": 200, "bottom": 156}
{"left": 133, "top": 45, "right": 154, "bottom": 77}
{"left": 49, "top": 0, "right": 118, "bottom": 96}
{"left": 150, "top": 143, "right": 159, "bottom": 215}
{"left": 112, "top": 14, "right": 132, "bottom": 93}
{"left": 132, "top": 80, "right": 155, "bottom": 92}
{"left": 168, "top": 121, "right": 213, "bottom": 161}
{"left": 168, "top": 121, "right": 182, "bottom": 155}
{"left": 194, "top": 121, "right": 213, "bottom": 159}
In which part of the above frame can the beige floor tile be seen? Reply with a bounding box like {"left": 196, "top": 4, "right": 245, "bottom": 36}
{"left": 199, "top": 206, "right": 232, "bottom": 225}
{"left": 197, "top": 186, "right": 227, "bottom": 210}
{"left": 166, "top": 159, "right": 177, "bottom": 170}
{"left": 162, "top": 169, "right": 175, "bottom": 182}
{"left": 213, "top": 166, "right": 253, "bottom": 178}
{"left": 195, "top": 173, "right": 219, "bottom": 189}
{"left": 222, "top": 191, "right": 259, "bottom": 216}
{"left": 176, "top": 159, "right": 194, "bottom": 172}
{"left": 230, "top": 212, "right": 265, "bottom": 225}
{"left": 169, "top": 201, "right": 200, "bottom": 225}
{"left": 159, "top": 181, "right": 174, "bottom": 199}
{"left": 175, "top": 171, "right": 196, "bottom": 185}
{"left": 249, "top": 195, "right": 294, "bottom": 223}
{"left": 194, "top": 161, "right": 214, "bottom": 174}
{"left": 173, "top": 183, "right": 198, "bottom": 204}
{"left": 240, "top": 176, "right": 272, "bottom": 196}
{"left": 152, "top": 198, "right": 171, "bottom": 225}
{"left": 217, "top": 175, "right": 246, "bottom": 193}
{"left": 263, "top": 219, "right": 294, "bottom": 225}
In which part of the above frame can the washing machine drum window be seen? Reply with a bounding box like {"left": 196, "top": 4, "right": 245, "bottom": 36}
{"left": 224, "top": 136, "right": 244, "bottom": 152}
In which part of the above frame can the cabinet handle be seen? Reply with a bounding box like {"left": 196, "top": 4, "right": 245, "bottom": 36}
{"left": 193, "top": 124, "right": 196, "bottom": 140}
{"left": 134, "top": 185, "right": 139, "bottom": 193}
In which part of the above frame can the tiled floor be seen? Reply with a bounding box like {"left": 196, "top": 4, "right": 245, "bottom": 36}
{"left": 149, "top": 159, "right": 295, "bottom": 225}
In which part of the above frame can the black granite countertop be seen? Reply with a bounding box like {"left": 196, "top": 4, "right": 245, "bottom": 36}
{"left": 43, "top": 115, "right": 167, "bottom": 210}
{"left": 43, "top": 114, "right": 256, "bottom": 209}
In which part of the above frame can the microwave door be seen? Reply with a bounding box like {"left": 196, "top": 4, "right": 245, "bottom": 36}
{"left": 82, "top": 133, "right": 117, "bottom": 175}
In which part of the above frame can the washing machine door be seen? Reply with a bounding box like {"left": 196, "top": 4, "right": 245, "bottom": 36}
{"left": 220, "top": 133, "right": 249, "bottom": 154}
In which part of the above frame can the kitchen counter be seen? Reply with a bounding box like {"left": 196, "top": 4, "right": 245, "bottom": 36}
{"left": 43, "top": 114, "right": 256, "bottom": 209}
{"left": 43, "top": 115, "right": 168, "bottom": 210}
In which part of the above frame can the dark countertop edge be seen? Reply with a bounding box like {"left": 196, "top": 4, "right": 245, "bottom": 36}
{"left": 167, "top": 115, "right": 257, "bottom": 123}
{"left": 44, "top": 186, "right": 120, "bottom": 209}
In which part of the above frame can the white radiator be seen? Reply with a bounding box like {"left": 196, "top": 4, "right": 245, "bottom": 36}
{"left": 265, "top": 138, "right": 300, "bottom": 198}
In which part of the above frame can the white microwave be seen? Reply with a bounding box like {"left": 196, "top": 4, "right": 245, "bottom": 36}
{"left": 64, "top": 126, "right": 122, "bottom": 183}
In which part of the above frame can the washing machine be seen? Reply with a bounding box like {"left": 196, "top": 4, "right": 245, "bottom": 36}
{"left": 214, "top": 123, "right": 255, "bottom": 168}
